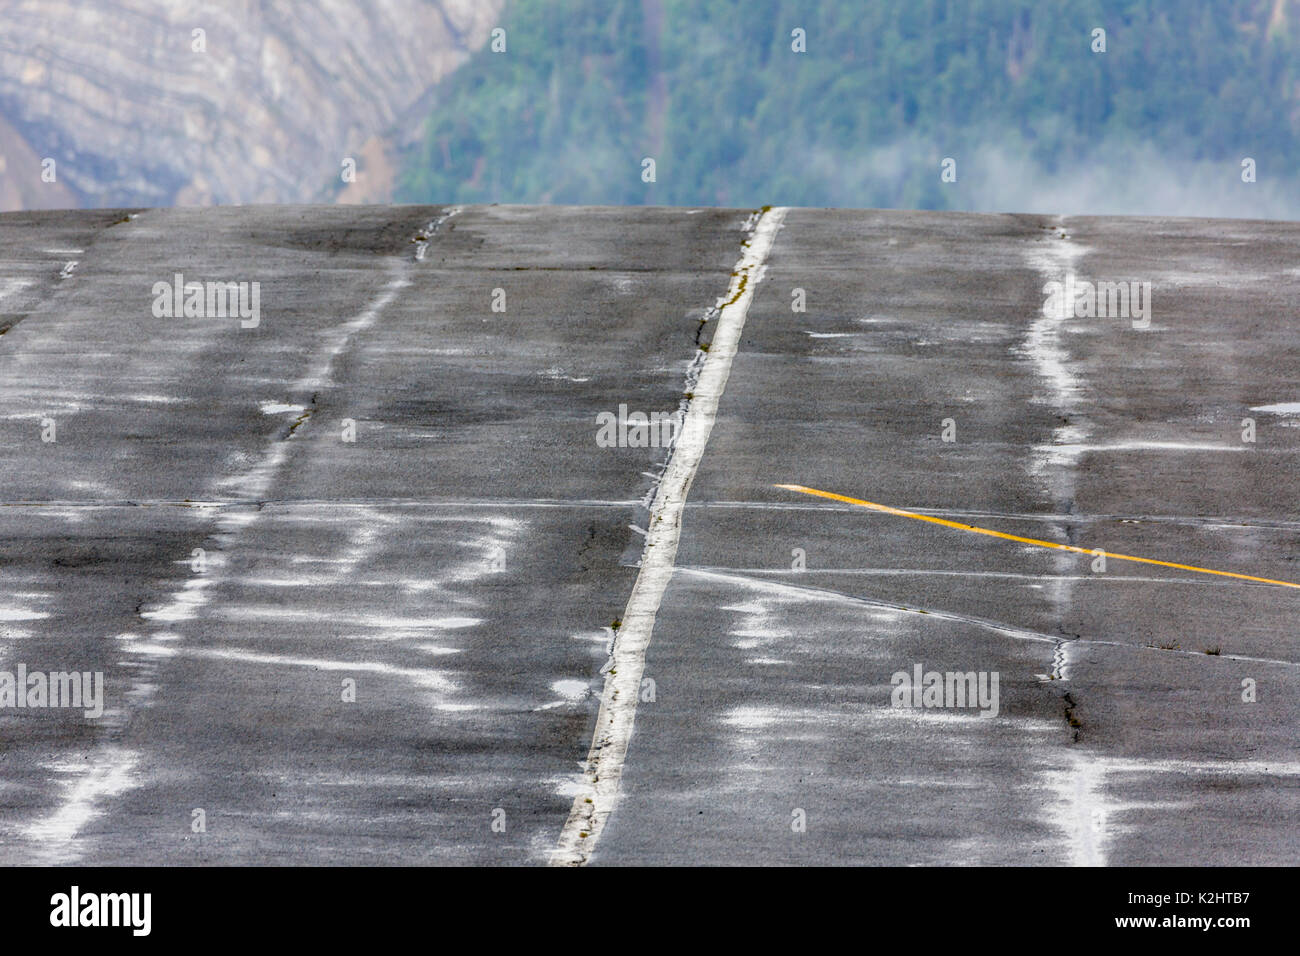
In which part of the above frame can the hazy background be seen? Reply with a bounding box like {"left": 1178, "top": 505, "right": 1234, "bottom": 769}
{"left": 2, "top": 0, "right": 1298, "bottom": 218}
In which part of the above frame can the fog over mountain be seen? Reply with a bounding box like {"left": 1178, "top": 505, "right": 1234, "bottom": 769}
{"left": 398, "top": 0, "right": 1300, "bottom": 221}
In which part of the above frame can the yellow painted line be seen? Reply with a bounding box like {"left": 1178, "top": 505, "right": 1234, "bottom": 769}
{"left": 775, "top": 484, "right": 1300, "bottom": 590}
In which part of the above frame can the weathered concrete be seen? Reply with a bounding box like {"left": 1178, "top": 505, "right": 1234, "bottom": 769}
{"left": 0, "top": 205, "right": 1296, "bottom": 865}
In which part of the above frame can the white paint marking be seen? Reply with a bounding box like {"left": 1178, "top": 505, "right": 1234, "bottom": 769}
{"left": 1022, "top": 227, "right": 1090, "bottom": 478}
{"left": 551, "top": 208, "right": 787, "bottom": 865}
{"left": 126, "top": 644, "right": 457, "bottom": 690}
{"left": 25, "top": 215, "right": 463, "bottom": 853}
{"left": 259, "top": 401, "right": 305, "bottom": 415}
{"left": 26, "top": 748, "right": 140, "bottom": 859}
{"left": 0, "top": 278, "right": 33, "bottom": 306}
{"left": 0, "top": 607, "right": 48, "bottom": 622}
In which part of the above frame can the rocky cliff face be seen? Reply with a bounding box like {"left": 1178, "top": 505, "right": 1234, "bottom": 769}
{"left": 0, "top": 0, "right": 502, "bottom": 210}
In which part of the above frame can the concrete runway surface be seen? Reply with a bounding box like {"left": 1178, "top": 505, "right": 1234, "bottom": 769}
{"left": 0, "top": 204, "right": 1296, "bottom": 865}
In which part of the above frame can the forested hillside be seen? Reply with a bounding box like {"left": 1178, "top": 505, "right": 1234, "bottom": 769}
{"left": 399, "top": 0, "right": 1300, "bottom": 216}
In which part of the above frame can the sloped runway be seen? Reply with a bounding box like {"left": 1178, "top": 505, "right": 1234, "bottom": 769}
{"left": 0, "top": 204, "right": 1296, "bottom": 865}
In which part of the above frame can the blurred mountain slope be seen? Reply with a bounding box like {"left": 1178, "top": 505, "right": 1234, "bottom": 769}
{"left": 0, "top": 0, "right": 503, "bottom": 210}
{"left": 398, "top": 0, "right": 1300, "bottom": 218}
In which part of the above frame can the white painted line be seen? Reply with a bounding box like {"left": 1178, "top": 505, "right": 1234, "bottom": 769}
{"left": 551, "top": 207, "right": 788, "bottom": 866}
